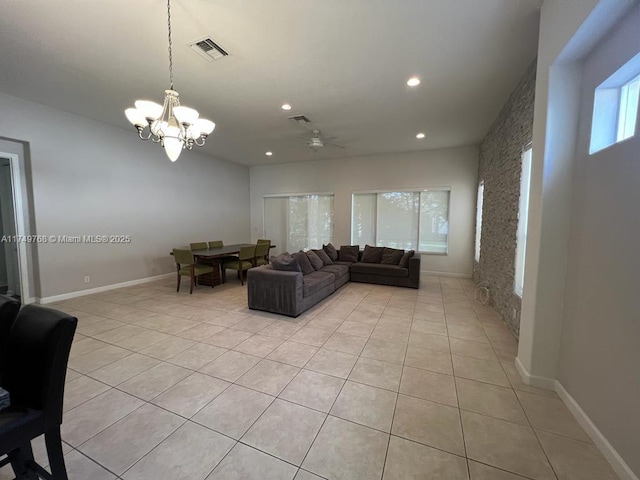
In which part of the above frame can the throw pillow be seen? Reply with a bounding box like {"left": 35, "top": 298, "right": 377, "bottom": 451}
{"left": 399, "top": 250, "right": 415, "bottom": 268}
{"left": 270, "top": 253, "right": 301, "bottom": 272}
{"left": 338, "top": 245, "right": 359, "bottom": 263}
{"left": 306, "top": 250, "right": 324, "bottom": 270}
{"left": 381, "top": 247, "right": 405, "bottom": 265}
{"left": 313, "top": 248, "right": 333, "bottom": 266}
{"left": 323, "top": 242, "right": 338, "bottom": 261}
{"left": 292, "top": 250, "right": 315, "bottom": 275}
{"left": 361, "top": 245, "right": 384, "bottom": 263}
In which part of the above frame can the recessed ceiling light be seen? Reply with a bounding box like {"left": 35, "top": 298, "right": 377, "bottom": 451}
{"left": 416, "top": 133, "right": 425, "bottom": 139}
{"left": 265, "top": 151, "right": 273, "bottom": 156}
{"left": 407, "top": 77, "right": 421, "bottom": 87}
{"left": 281, "top": 104, "right": 292, "bottom": 111}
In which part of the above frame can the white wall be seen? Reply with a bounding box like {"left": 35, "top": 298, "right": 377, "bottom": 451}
{"left": 560, "top": 3, "right": 640, "bottom": 476}
{"left": 250, "top": 146, "right": 479, "bottom": 277}
{"left": 0, "top": 91, "right": 250, "bottom": 300}
{"left": 516, "top": 1, "right": 640, "bottom": 478}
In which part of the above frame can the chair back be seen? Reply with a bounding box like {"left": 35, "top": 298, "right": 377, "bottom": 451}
{"left": 0, "top": 295, "right": 21, "bottom": 380}
{"left": 190, "top": 242, "right": 208, "bottom": 250}
{"left": 254, "top": 242, "right": 270, "bottom": 258}
{"left": 208, "top": 240, "right": 223, "bottom": 248}
{"left": 238, "top": 245, "right": 256, "bottom": 261}
{"left": 257, "top": 239, "right": 271, "bottom": 244}
{"left": 2, "top": 305, "right": 77, "bottom": 428}
{"left": 173, "top": 248, "right": 194, "bottom": 265}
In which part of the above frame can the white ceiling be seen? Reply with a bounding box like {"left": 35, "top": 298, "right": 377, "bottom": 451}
{"left": 0, "top": 0, "right": 541, "bottom": 166}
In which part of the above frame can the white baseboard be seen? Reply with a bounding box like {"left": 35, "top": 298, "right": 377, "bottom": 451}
{"left": 422, "top": 270, "right": 472, "bottom": 278}
{"left": 514, "top": 356, "right": 557, "bottom": 390}
{"left": 555, "top": 382, "right": 639, "bottom": 480}
{"left": 37, "top": 273, "right": 173, "bottom": 304}
{"left": 515, "top": 357, "right": 638, "bottom": 480}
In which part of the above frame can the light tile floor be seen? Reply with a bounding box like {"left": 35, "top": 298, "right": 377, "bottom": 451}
{"left": 0, "top": 276, "right": 621, "bottom": 480}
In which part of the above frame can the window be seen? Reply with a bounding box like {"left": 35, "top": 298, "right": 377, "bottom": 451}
{"left": 351, "top": 189, "right": 450, "bottom": 253}
{"left": 263, "top": 194, "right": 333, "bottom": 253}
{"left": 617, "top": 74, "right": 640, "bottom": 142}
{"left": 590, "top": 52, "right": 640, "bottom": 154}
{"left": 514, "top": 147, "right": 532, "bottom": 296}
{"left": 475, "top": 181, "right": 484, "bottom": 262}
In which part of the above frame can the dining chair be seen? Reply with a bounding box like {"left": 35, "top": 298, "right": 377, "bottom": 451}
{"left": 254, "top": 241, "right": 271, "bottom": 267}
{"left": 208, "top": 240, "right": 223, "bottom": 248}
{"left": 0, "top": 295, "right": 21, "bottom": 383}
{"left": 0, "top": 304, "right": 77, "bottom": 480}
{"left": 190, "top": 242, "right": 208, "bottom": 250}
{"left": 222, "top": 245, "right": 256, "bottom": 286}
{"left": 173, "top": 248, "right": 215, "bottom": 294}
{"left": 256, "top": 239, "right": 272, "bottom": 264}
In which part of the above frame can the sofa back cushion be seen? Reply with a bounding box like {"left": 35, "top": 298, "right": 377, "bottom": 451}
{"left": 338, "top": 245, "right": 360, "bottom": 263}
{"left": 323, "top": 243, "right": 339, "bottom": 261}
{"left": 312, "top": 249, "right": 333, "bottom": 266}
{"left": 361, "top": 245, "right": 384, "bottom": 263}
{"left": 306, "top": 250, "right": 324, "bottom": 270}
{"left": 381, "top": 247, "right": 405, "bottom": 265}
{"left": 270, "top": 253, "right": 301, "bottom": 272}
{"left": 399, "top": 250, "right": 415, "bottom": 268}
{"left": 292, "top": 251, "right": 315, "bottom": 274}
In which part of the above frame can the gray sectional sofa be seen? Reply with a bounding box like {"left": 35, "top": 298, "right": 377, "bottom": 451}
{"left": 247, "top": 244, "right": 420, "bottom": 317}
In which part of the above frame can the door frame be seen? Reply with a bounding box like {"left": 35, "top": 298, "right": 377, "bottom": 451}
{"left": 0, "top": 152, "right": 32, "bottom": 302}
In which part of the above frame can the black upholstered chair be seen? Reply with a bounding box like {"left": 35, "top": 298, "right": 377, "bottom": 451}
{"left": 0, "top": 305, "right": 77, "bottom": 480}
{"left": 0, "top": 295, "right": 21, "bottom": 381}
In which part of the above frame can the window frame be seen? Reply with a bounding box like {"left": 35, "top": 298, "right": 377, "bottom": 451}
{"left": 475, "top": 181, "right": 484, "bottom": 262}
{"left": 350, "top": 187, "right": 451, "bottom": 255}
{"left": 589, "top": 52, "right": 640, "bottom": 154}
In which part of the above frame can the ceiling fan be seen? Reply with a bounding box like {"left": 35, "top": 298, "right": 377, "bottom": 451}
{"left": 301, "top": 129, "right": 346, "bottom": 152}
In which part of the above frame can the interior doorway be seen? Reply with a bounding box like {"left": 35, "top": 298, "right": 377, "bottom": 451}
{"left": 0, "top": 154, "right": 27, "bottom": 302}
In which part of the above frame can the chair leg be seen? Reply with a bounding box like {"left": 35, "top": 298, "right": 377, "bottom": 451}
{"left": 8, "top": 443, "right": 39, "bottom": 480}
{"left": 45, "top": 427, "right": 69, "bottom": 480}
{"left": 177, "top": 272, "right": 181, "bottom": 292}
{"left": 190, "top": 273, "right": 194, "bottom": 294}
{"left": 211, "top": 269, "right": 214, "bottom": 288}
{"left": 240, "top": 269, "right": 245, "bottom": 286}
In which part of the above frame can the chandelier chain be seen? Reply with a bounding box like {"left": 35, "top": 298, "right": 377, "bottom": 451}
{"left": 167, "top": 0, "right": 174, "bottom": 90}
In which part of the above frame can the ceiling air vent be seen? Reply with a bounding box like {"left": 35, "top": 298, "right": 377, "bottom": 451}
{"left": 289, "top": 115, "right": 312, "bottom": 125}
{"left": 189, "top": 37, "right": 229, "bottom": 62}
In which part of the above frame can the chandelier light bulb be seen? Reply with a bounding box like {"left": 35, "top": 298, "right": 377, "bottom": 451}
{"left": 407, "top": 77, "right": 421, "bottom": 87}
{"left": 173, "top": 106, "right": 199, "bottom": 125}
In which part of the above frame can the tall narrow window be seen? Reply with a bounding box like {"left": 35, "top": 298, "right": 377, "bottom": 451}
{"left": 351, "top": 188, "right": 450, "bottom": 253}
{"left": 264, "top": 194, "right": 334, "bottom": 253}
{"left": 514, "top": 148, "right": 532, "bottom": 296}
{"left": 475, "top": 181, "right": 484, "bottom": 262}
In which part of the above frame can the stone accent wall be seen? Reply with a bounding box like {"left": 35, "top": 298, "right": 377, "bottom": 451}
{"left": 473, "top": 60, "right": 536, "bottom": 337}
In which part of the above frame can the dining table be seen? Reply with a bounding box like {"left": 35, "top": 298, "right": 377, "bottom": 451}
{"left": 178, "top": 243, "right": 275, "bottom": 287}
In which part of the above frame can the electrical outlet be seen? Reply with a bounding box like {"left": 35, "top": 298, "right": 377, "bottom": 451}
{"left": 512, "top": 308, "right": 517, "bottom": 319}
{"left": 84, "top": 276, "right": 90, "bottom": 283}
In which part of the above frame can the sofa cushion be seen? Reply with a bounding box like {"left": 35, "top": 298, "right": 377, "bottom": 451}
{"left": 319, "top": 264, "right": 350, "bottom": 281}
{"left": 361, "top": 245, "right": 384, "bottom": 263}
{"left": 313, "top": 248, "right": 333, "bottom": 266}
{"left": 292, "top": 251, "right": 314, "bottom": 275}
{"left": 381, "top": 247, "right": 405, "bottom": 265}
{"left": 339, "top": 245, "right": 359, "bottom": 263}
{"left": 306, "top": 250, "right": 324, "bottom": 270}
{"left": 399, "top": 250, "right": 415, "bottom": 268}
{"left": 302, "top": 271, "right": 335, "bottom": 297}
{"left": 350, "top": 262, "right": 409, "bottom": 278}
{"left": 270, "top": 253, "right": 301, "bottom": 272}
{"left": 323, "top": 243, "right": 338, "bottom": 261}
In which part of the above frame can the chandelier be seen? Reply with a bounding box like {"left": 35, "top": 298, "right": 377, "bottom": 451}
{"left": 124, "top": 0, "right": 215, "bottom": 162}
